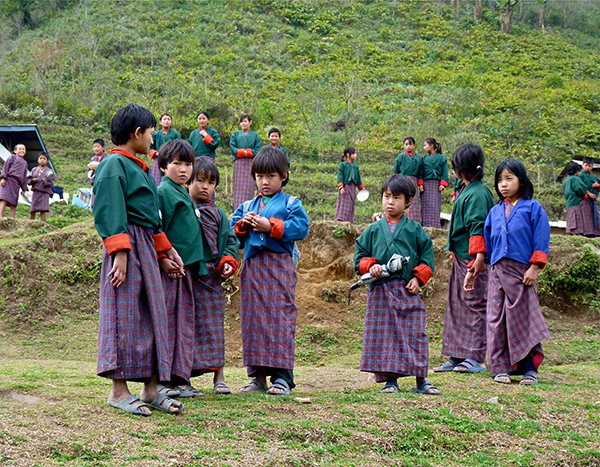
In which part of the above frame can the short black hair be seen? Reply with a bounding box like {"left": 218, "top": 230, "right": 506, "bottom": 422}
{"left": 157, "top": 139, "right": 195, "bottom": 171}
{"left": 381, "top": 174, "right": 416, "bottom": 201}
{"left": 93, "top": 139, "right": 105, "bottom": 147}
{"left": 494, "top": 159, "right": 534, "bottom": 201}
{"left": 38, "top": 151, "right": 48, "bottom": 159}
{"left": 452, "top": 144, "right": 485, "bottom": 182}
{"left": 240, "top": 114, "right": 251, "bottom": 122}
{"left": 404, "top": 136, "right": 415, "bottom": 145}
{"left": 268, "top": 128, "right": 281, "bottom": 137}
{"left": 13, "top": 143, "right": 25, "bottom": 151}
{"left": 193, "top": 157, "right": 220, "bottom": 187}
{"left": 197, "top": 110, "right": 209, "bottom": 119}
{"left": 252, "top": 147, "right": 289, "bottom": 186}
{"left": 110, "top": 104, "right": 157, "bottom": 146}
{"left": 160, "top": 113, "right": 172, "bottom": 121}
{"left": 566, "top": 161, "right": 581, "bottom": 176}
{"left": 582, "top": 157, "right": 594, "bottom": 164}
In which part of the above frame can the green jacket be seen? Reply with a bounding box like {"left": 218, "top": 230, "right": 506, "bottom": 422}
{"left": 188, "top": 127, "right": 221, "bottom": 159}
{"left": 421, "top": 153, "right": 449, "bottom": 185}
{"left": 150, "top": 128, "right": 181, "bottom": 152}
{"left": 564, "top": 176, "right": 588, "bottom": 208}
{"left": 579, "top": 170, "right": 599, "bottom": 196}
{"left": 337, "top": 160, "right": 364, "bottom": 188}
{"left": 393, "top": 152, "right": 422, "bottom": 179}
{"left": 230, "top": 130, "right": 262, "bottom": 159}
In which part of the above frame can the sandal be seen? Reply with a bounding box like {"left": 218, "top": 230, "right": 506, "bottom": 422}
{"left": 494, "top": 373, "right": 512, "bottom": 385}
{"left": 433, "top": 357, "right": 462, "bottom": 373}
{"left": 147, "top": 394, "right": 184, "bottom": 415}
{"left": 519, "top": 371, "right": 538, "bottom": 386}
{"left": 107, "top": 394, "right": 151, "bottom": 417}
{"left": 213, "top": 381, "right": 232, "bottom": 395}
{"left": 239, "top": 379, "right": 267, "bottom": 394}
{"left": 157, "top": 384, "right": 181, "bottom": 397}
{"left": 454, "top": 358, "right": 487, "bottom": 373}
{"left": 411, "top": 380, "right": 440, "bottom": 395}
{"left": 267, "top": 378, "right": 292, "bottom": 396}
{"left": 380, "top": 380, "right": 400, "bottom": 394}
{"left": 173, "top": 385, "right": 204, "bottom": 398}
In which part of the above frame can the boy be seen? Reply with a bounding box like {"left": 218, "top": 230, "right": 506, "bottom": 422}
{"left": 188, "top": 157, "right": 240, "bottom": 394}
{"left": 93, "top": 103, "right": 184, "bottom": 416}
{"left": 230, "top": 114, "right": 262, "bottom": 211}
{"left": 264, "top": 128, "right": 289, "bottom": 164}
{"left": 188, "top": 111, "right": 221, "bottom": 160}
{"left": 28, "top": 152, "right": 55, "bottom": 222}
{"left": 0, "top": 143, "right": 29, "bottom": 218}
{"left": 149, "top": 113, "right": 182, "bottom": 186}
{"left": 354, "top": 174, "right": 439, "bottom": 395}
{"left": 88, "top": 139, "right": 108, "bottom": 186}
{"left": 578, "top": 157, "right": 600, "bottom": 237}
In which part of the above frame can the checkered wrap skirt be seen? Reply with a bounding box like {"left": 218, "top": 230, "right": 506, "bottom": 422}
{"left": 406, "top": 176, "right": 422, "bottom": 224}
{"left": 487, "top": 258, "right": 550, "bottom": 376}
{"left": 161, "top": 266, "right": 195, "bottom": 382}
{"left": 0, "top": 177, "right": 22, "bottom": 207}
{"left": 192, "top": 263, "right": 226, "bottom": 374}
{"left": 442, "top": 256, "right": 488, "bottom": 362}
{"left": 30, "top": 192, "right": 50, "bottom": 213}
{"left": 233, "top": 158, "right": 256, "bottom": 211}
{"left": 241, "top": 251, "right": 297, "bottom": 370}
{"left": 421, "top": 179, "right": 442, "bottom": 228}
{"left": 150, "top": 160, "right": 163, "bottom": 187}
{"left": 580, "top": 198, "right": 596, "bottom": 236}
{"left": 97, "top": 224, "right": 171, "bottom": 382}
{"left": 565, "top": 205, "right": 584, "bottom": 235}
{"left": 360, "top": 279, "right": 429, "bottom": 379}
{"left": 334, "top": 182, "right": 356, "bottom": 223}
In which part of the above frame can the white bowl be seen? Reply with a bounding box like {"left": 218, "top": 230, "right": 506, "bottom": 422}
{"left": 356, "top": 189, "right": 369, "bottom": 202}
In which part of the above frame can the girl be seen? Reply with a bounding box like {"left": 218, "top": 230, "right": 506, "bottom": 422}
{"left": 563, "top": 162, "right": 588, "bottom": 236}
{"left": 149, "top": 113, "right": 182, "bottom": 186}
{"left": 420, "top": 139, "right": 449, "bottom": 228}
{"left": 467, "top": 159, "right": 551, "bottom": 385}
{"left": 393, "top": 137, "right": 423, "bottom": 224}
{"left": 435, "top": 144, "right": 494, "bottom": 374}
{"left": 188, "top": 111, "right": 221, "bottom": 160}
{"left": 0, "top": 143, "right": 29, "bottom": 218}
{"left": 28, "top": 152, "right": 55, "bottom": 222}
{"left": 231, "top": 114, "right": 262, "bottom": 211}
{"left": 334, "top": 147, "right": 365, "bottom": 224}
{"left": 577, "top": 157, "right": 599, "bottom": 237}
{"left": 231, "top": 147, "right": 309, "bottom": 396}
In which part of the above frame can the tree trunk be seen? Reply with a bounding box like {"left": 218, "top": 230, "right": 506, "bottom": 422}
{"left": 500, "top": 4, "right": 512, "bottom": 34}
{"left": 539, "top": 5, "right": 545, "bottom": 30}
{"left": 474, "top": 0, "right": 482, "bottom": 20}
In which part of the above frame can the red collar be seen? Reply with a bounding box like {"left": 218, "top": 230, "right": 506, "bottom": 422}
{"left": 259, "top": 188, "right": 282, "bottom": 197}
{"left": 385, "top": 214, "right": 402, "bottom": 224}
{"left": 406, "top": 151, "right": 414, "bottom": 157}
{"left": 110, "top": 148, "right": 148, "bottom": 172}
{"left": 162, "top": 129, "right": 169, "bottom": 136}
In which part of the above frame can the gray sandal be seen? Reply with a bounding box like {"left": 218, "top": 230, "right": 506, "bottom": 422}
{"left": 107, "top": 394, "right": 151, "bottom": 417}
{"left": 147, "top": 394, "right": 184, "bottom": 414}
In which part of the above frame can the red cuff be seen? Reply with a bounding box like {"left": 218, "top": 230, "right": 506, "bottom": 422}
{"left": 467, "top": 258, "right": 476, "bottom": 268}
{"left": 468, "top": 235, "right": 487, "bottom": 256}
{"left": 103, "top": 233, "right": 131, "bottom": 255}
{"left": 440, "top": 180, "right": 449, "bottom": 188}
{"left": 337, "top": 182, "right": 344, "bottom": 190}
{"left": 203, "top": 134, "right": 214, "bottom": 145}
{"left": 245, "top": 149, "right": 254, "bottom": 158}
{"left": 412, "top": 264, "right": 433, "bottom": 286}
{"left": 234, "top": 219, "right": 250, "bottom": 236}
{"left": 359, "top": 257, "right": 378, "bottom": 275}
{"left": 452, "top": 191, "right": 456, "bottom": 197}
{"left": 529, "top": 251, "right": 547, "bottom": 269}
{"left": 157, "top": 252, "right": 167, "bottom": 260}
{"left": 149, "top": 149, "right": 158, "bottom": 160}
{"left": 584, "top": 191, "right": 589, "bottom": 201}
{"left": 236, "top": 149, "right": 245, "bottom": 158}
{"left": 153, "top": 232, "right": 172, "bottom": 253}
{"left": 269, "top": 217, "right": 284, "bottom": 239}
{"left": 217, "top": 255, "right": 239, "bottom": 276}
{"left": 358, "top": 184, "right": 365, "bottom": 191}
{"left": 417, "top": 179, "right": 424, "bottom": 186}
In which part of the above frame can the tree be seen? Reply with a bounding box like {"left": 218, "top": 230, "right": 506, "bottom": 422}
{"left": 474, "top": 0, "right": 482, "bottom": 21}
{"left": 497, "top": 0, "right": 518, "bottom": 34}
{"left": 537, "top": 0, "right": 547, "bottom": 30}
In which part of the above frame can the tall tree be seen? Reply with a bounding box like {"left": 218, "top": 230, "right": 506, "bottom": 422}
{"left": 498, "top": 0, "right": 518, "bottom": 34}
{"left": 474, "top": 0, "right": 482, "bottom": 20}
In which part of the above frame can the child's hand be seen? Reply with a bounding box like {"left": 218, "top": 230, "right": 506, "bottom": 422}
{"left": 251, "top": 215, "right": 272, "bottom": 233}
{"left": 594, "top": 182, "right": 600, "bottom": 189}
{"left": 523, "top": 264, "right": 539, "bottom": 286}
{"left": 200, "top": 129, "right": 208, "bottom": 137}
{"left": 419, "top": 185, "right": 424, "bottom": 193}
{"left": 159, "top": 257, "right": 182, "bottom": 278}
{"left": 463, "top": 270, "right": 476, "bottom": 291}
{"left": 590, "top": 193, "right": 598, "bottom": 201}
{"left": 0, "top": 179, "right": 5, "bottom": 188}
{"left": 109, "top": 251, "right": 128, "bottom": 288}
{"left": 439, "top": 185, "right": 446, "bottom": 192}
{"left": 241, "top": 211, "right": 256, "bottom": 227}
{"left": 369, "top": 264, "right": 383, "bottom": 278}
{"left": 372, "top": 212, "right": 383, "bottom": 222}
{"left": 339, "top": 187, "right": 346, "bottom": 196}
{"left": 220, "top": 263, "right": 234, "bottom": 279}
{"left": 471, "top": 253, "right": 486, "bottom": 276}
{"left": 452, "top": 194, "right": 457, "bottom": 204}
{"left": 406, "top": 277, "right": 420, "bottom": 294}
{"left": 165, "top": 248, "right": 185, "bottom": 276}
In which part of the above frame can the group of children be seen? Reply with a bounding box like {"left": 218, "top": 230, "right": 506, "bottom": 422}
{"left": 562, "top": 157, "right": 600, "bottom": 237}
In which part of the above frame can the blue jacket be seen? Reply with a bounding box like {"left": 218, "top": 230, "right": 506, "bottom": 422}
{"left": 484, "top": 199, "right": 550, "bottom": 267}
{"left": 231, "top": 190, "right": 310, "bottom": 261}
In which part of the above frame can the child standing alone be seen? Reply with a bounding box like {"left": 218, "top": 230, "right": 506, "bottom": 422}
{"left": 28, "top": 152, "right": 55, "bottom": 222}
{"left": 0, "top": 143, "right": 29, "bottom": 218}
{"left": 334, "top": 147, "right": 365, "bottom": 224}
{"left": 354, "top": 174, "right": 438, "bottom": 395}
{"left": 393, "top": 137, "right": 422, "bottom": 224}
{"left": 149, "top": 113, "right": 182, "bottom": 186}
{"left": 420, "top": 139, "right": 449, "bottom": 228}
{"left": 232, "top": 147, "right": 309, "bottom": 396}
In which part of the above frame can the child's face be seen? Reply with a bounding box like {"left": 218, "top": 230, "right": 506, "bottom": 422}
{"left": 133, "top": 127, "right": 155, "bottom": 155}
{"left": 93, "top": 143, "right": 105, "bottom": 155}
{"left": 255, "top": 171, "right": 286, "bottom": 196}
{"left": 582, "top": 162, "right": 593, "bottom": 174}
{"left": 189, "top": 172, "right": 216, "bottom": 203}
{"left": 497, "top": 169, "right": 521, "bottom": 203}
{"left": 15, "top": 145, "right": 26, "bottom": 157}
{"left": 197, "top": 114, "right": 209, "bottom": 129}
{"left": 160, "top": 115, "right": 172, "bottom": 129}
{"left": 349, "top": 152, "right": 358, "bottom": 161}
{"left": 404, "top": 140, "right": 416, "bottom": 153}
{"left": 240, "top": 118, "right": 251, "bottom": 131}
{"left": 269, "top": 132, "right": 280, "bottom": 146}
{"left": 162, "top": 157, "right": 193, "bottom": 186}
{"left": 381, "top": 189, "right": 409, "bottom": 222}
{"left": 38, "top": 155, "right": 48, "bottom": 166}
{"left": 423, "top": 141, "right": 434, "bottom": 153}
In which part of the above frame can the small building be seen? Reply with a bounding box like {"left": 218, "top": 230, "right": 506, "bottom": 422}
{"left": 556, "top": 156, "right": 600, "bottom": 183}
{"left": 0, "top": 124, "right": 56, "bottom": 173}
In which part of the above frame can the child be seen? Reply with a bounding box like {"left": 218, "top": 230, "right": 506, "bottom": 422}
{"left": 88, "top": 139, "right": 108, "bottom": 186}
{"left": 435, "top": 144, "right": 493, "bottom": 374}
{"left": 188, "top": 111, "right": 221, "bottom": 160}
{"left": 334, "top": 147, "right": 365, "bottom": 224}
{"left": 578, "top": 157, "right": 599, "bottom": 237}
{"left": 354, "top": 174, "right": 438, "bottom": 395}
{"left": 93, "top": 103, "right": 184, "bottom": 416}
{"left": 231, "top": 147, "right": 309, "bottom": 396}
{"left": 188, "top": 157, "right": 240, "bottom": 395}
{"left": 393, "top": 137, "right": 422, "bottom": 224}
{"left": 156, "top": 139, "right": 212, "bottom": 398}
{"left": 230, "top": 114, "right": 262, "bottom": 211}
{"left": 0, "top": 143, "right": 29, "bottom": 218}
{"left": 420, "top": 138, "right": 449, "bottom": 228}
{"left": 28, "top": 152, "right": 55, "bottom": 222}
{"left": 264, "top": 128, "right": 289, "bottom": 164}
{"left": 469, "top": 159, "right": 551, "bottom": 385}
{"left": 563, "top": 162, "right": 588, "bottom": 236}
{"left": 149, "top": 113, "right": 182, "bottom": 186}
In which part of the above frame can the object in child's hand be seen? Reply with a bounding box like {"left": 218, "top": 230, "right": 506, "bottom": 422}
{"left": 357, "top": 189, "right": 369, "bottom": 202}
{"left": 88, "top": 161, "right": 100, "bottom": 171}
{"left": 348, "top": 253, "right": 411, "bottom": 304}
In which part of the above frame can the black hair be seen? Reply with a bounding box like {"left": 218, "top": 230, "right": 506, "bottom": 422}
{"left": 38, "top": 151, "right": 48, "bottom": 159}
{"left": 566, "top": 162, "right": 581, "bottom": 176}
{"left": 381, "top": 174, "right": 416, "bottom": 201}
{"left": 425, "top": 138, "right": 442, "bottom": 155}
{"left": 452, "top": 144, "right": 485, "bottom": 182}
{"left": 13, "top": 143, "right": 25, "bottom": 151}
{"left": 240, "top": 114, "right": 251, "bottom": 122}
{"left": 268, "top": 128, "right": 281, "bottom": 137}
{"left": 110, "top": 104, "right": 157, "bottom": 146}
{"left": 157, "top": 139, "right": 195, "bottom": 172}
{"left": 197, "top": 110, "right": 209, "bottom": 119}
{"left": 252, "top": 147, "right": 289, "bottom": 186}
{"left": 582, "top": 157, "right": 594, "bottom": 165}
{"left": 494, "top": 159, "right": 534, "bottom": 201}
{"left": 404, "top": 136, "right": 416, "bottom": 145}
{"left": 341, "top": 147, "right": 356, "bottom": 162}
{"left": 93, "top": 139, "right": 105, "bottom": 147}
{"left": 160, "top": 113, "right": 172, "bottom": 121}
{"left": 193, "top": 157, "right": 220, "bottom": 187}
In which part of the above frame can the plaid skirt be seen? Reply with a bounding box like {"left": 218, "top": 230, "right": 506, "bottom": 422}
{"left": 361, "top": 279, "right": 429, "bottom": 379}
{"left": 406, "top": 176, "right": 422, "bottom": 224}
{"left": 241, "top": 251, "right": 297, "bottom": 370}
{"left": 0, "top": 177, "right": 22, "bottom": 207}
{"left": 565, "top": 205, "right": 584, "bottom": 235}
{"left": 442, "top": 256, "right": 488, "bottom": 362}
{"left": 30, "top": 191, "right": 50, "bottom": 213}
{"left": 192, "top": 264, "right": 226, "bottom": 374}
{"left": 421, "top": 179, "right": 442, "bottom": 228}
{"left": 233, "top": 158, "right": 256, "bottom": 212}
{"left": 161, "top": 266, "right": 195, "bottom": 382}
{"left": 334, "top": 182, "right": 356, "bottom": 223}
{"left": 150, "top": 160, "right": 163, "bottom": 187}
{"left": 487, "top": 258, "right": 550, "bottom": 376}
{"left": 580, "top": 198, "right": 596, "bottom": 236}
{"left": 97, "top": 224, "right": 171, "bottom": 382}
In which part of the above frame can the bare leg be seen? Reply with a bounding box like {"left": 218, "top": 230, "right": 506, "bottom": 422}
{"left": 140, "top": 374, "right": 182, "bottom": 413}
{"left": 40, "top": 212, "right": 46, "bottom": 222}
{"left": 240, "top": 368, "right": 267, "bottom": 393}
{"left": 0, "top": 200, "right": 7, "bottom": 217}
{"left": 30, "top": 212, "right": 36, "bottom": 220}
{"left": 213, "top": 367, "right": 225, "bottom": 385}
{"left": 8, "top": 206, "right": 16, "bottom": 218}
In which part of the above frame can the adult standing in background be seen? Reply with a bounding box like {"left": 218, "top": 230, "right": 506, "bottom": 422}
{"left": 230, "top": 114, "right": 261, "bottom": 211}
